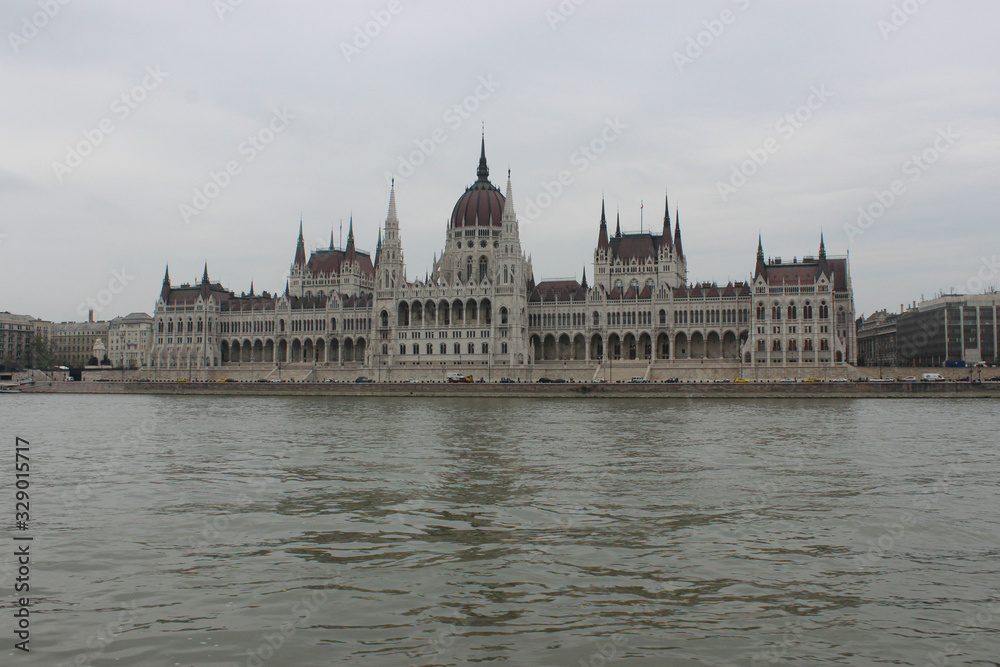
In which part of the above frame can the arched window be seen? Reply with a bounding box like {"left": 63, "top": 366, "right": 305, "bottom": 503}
{"left": 479, "top": 256, "right": 488, "bottom": 282}
{"left": 503, "top": 265, "right": 509, "bottom": 283}
{"left": 788, "top": 303, "right": 797, "bottom": 320}
{"left": 803, "top": 302, "right": 813, "bottom": 319}
{"left": 593, "top": 311, "right": 600, "bottom": 326}
{"left": 500, "top": 307, "right": 508, "bottom": 325}
{"left": 772, "top": 339, "right": 782, "bottom": 351}
{"left": 820, "top": 338, "right": 829, "bottom": 351}
{"left": 756, "top": 303, "right": 766, "bottom": 321}
{"left": 788, "top": 339, "right": 797, "bottom": 351}
{"left": 466, "top": 257, "right": 473, "bottom": 282}
{"left": 659, "top": 309, "right": 666, "bottom": 325}
{"left": 819, "top": 302, "right": 829, "bottom": 319}
{"left": 771, "top": 304, "right": 781, "bottom": 321}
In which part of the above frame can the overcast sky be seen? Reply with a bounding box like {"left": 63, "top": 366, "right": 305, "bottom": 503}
{"left": 3, "top": 1, "right": 998, "bottom": 322}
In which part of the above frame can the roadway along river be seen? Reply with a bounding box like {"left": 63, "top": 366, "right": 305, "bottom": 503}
{"left": 2, "top": 395, "right": 998, "bottom": 666}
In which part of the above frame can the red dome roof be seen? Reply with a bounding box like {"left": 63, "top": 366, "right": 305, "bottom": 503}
{"left": 449, "top": 138, "right": 505, "bottom": 228}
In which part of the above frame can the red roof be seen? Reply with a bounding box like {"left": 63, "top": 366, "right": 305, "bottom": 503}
{"left": 529, "top": 280, "right": 587, "bottom": 303}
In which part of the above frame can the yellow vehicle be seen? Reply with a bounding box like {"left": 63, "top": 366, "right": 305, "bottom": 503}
{"left": 734, "top": 378, "right": 749, "bottom": 383}
{"left": 804, "top": 377, "right": 821, "bottom": 382}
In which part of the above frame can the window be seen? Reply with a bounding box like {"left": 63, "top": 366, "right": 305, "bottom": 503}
{"left": 412, "top": 343, "right": 419, "bottom": 354}
{"left": 399, "top": 344, "right": 406, "bottom": 355}
{"left": 756, "top": 303, "right": 765, "bottom": 320}
{"left": 804, "top": 339, "right": 813, "bottom": 351}
{"left": 771, "top": 305, "right": 781, "bottom": 321}
{"left": 772, "top": 340, "right": 782, "bottom": 351}
{"left": 468, "top": 343, "right": 475, "bottom": 354}
{"left": 757, "top": 340, "right": 766, "bottom": 352}
{"left": 788, "top": 303, "right": 797, "bottom": 320}
{"left": 453, "top": 343, "right": 460, "bottom": 354}
{"left": 820, "top": 338, "right": 829, "bottom": 351}
{"left": 501, "top": 342, "right": 508, "bottom": 354}
{"left": 482, "top": 343, "right": 489, "bottom": 354}
{"left": 426, "top": 344, "right": 433, "bottom": 355}
{"left": 440, "top": 343, "right": 447, "bottom": 354}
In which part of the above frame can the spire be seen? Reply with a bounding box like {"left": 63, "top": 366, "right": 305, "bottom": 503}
{"left": 386, "top": 178, "right": 399, "bottom": 226}
{"left": 345, "top": 216, "right": 356, "bottom": 262}
{"left": 201, "top": 263, "right": 210, "bottom": 285}
{"left": 582, "top": 266, "right": 589, "bottom": 289}
{"left": 160, "top": 265, "right": 171, "bottom": 300}
{"left": 598, "top": 199, "right": 609, "bottom": 250}
{"left": 502, "top": 169, "right": 517, "bottom": 222}
{"left": 615, "top": 210, "right": 622, "bottom": 238}
{"left": 249, "top": 280, "right": 254, "bottom": 296}
{"left": 755, "top": 234, "right": 768, "bottom": 279}
{"left": 377, "top": 228, "right": 382, "bottom": 250}
{"left": 819, "top": 232, "right": 827, "bottom": 261}
{"left": 329, "top": 228, "right": 334, "bottom": 250}
{"left": 476, "top": 132, "right": 489, "bottom": 181}
{"left": 294, "top": 220, "right": 306, "bottom": 266}
{"left": 673, "top": 208, "right": 683, "bottom": 258}
{"left": 284, "top": 279, "right": 289, "bottom": 296}
{"left": 662, "top": 190, "right": 672, "bottom": 247}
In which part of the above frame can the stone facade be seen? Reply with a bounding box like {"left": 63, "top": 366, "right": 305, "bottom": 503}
{"left": 0, "top": 312, "right": 50, "bottom": 370}
{"left": 857, "top": 310, "right": 900, "bottom": 367}
{"left": 148, "top": 140, "right": 856, "bottom": 377}
{"left": 108, "top": 313, "right": 153, "bottom": 368}
{"left": 52, "top": 320, "right": 111, "bottom": 367}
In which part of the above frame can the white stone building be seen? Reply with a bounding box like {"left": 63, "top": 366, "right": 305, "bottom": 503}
{"left": 148, "top": 140, "right": 855, "bottom": 377}
{"left": 108, "top": 312, "right": 153, "bottom": 368}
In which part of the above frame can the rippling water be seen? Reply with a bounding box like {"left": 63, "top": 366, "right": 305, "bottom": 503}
{"left": 2, "top": 395, "right": 999, "bottom": 666}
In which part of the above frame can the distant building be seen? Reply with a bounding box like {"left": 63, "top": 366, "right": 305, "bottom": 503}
{"left": 748, "top": 238, "right": 856, "bottom": 366}
{"left": 896, "top": 293, "right": 999, "bottom": 366}
{"left": 0, "top": 312, "right": 50, "bottom": 370}
{"left": 52, "top": 314, "right": 111, "bottom": 367}
{"left": 857, "top": 309, "right": 900, "bottom": 367}
{"left": 108, "top": 313, "right": 153, "bottom": 368}
{"left": 149, "top": 140, "right": 856, "bottom": 373}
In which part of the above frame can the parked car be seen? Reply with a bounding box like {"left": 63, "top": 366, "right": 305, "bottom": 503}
{"left": 355, "top": 376, "right": 374, "bottom": 383}
{"left": 664, "top": 377, "right": 680, "bottom": 383}
{"left": 537, "top": 378, "right": 552, "bottom": 383}
{"left": 985, "top": 376, "right": 1000, "bottom": 382}
{"left": 921, "top": 373, "right": 946, "bottom": 382}
{"left": 900, "top": 376, "right": 917, "bottom": 382}
{"left": 956, "top": 375, "right": 971, "bottom": 382}
{"left": 803, "top": 377, "right": 821, "bottom": 383}
{"left": 498, "top": 378, "right": 514, "bottom": 383}
{"left": 630, "top": 377, "right": 648, "bottom": 383}
{"left": 734, "top": 378, "right": 749, "bottom": 383}
{"left": 780, "top": 378, "right": 797, "bottom": 383}
{"left": 830, "top": 378, "right": 849, "bottom": 383}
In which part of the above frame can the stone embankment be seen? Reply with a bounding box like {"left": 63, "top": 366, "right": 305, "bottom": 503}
{"left": 12, "top": 379, "right": 1000, "bottom": 398}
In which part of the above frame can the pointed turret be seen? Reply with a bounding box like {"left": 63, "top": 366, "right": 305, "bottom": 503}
{"left": 598, "top": 199, "right": 610, "bottom": 250}
{"left": 387, "top": 178, "right": 399, "bottom": 225}
{"left": 755, "top": 234, "right": 768, "bottom": 279}
{"left": 662, "top": 191, "right": 673, "bottom": 248}
{"left": 249, "top": 280, "right": 254, "bottom": 296}
{"left": 476, "top": 132, "right": 489, "bottom": 181}
{"left": 345, "top": 216, "right": 356, "bottom": 263}
{"left": 819, "top": 232, "right": 827, "bottom": 261}
{"left": 329, "top": 229, "right": 334, "bottom": 250}
{"left": 374, "top": 228, "right": 382, "bottom": 268}
{"left": 294, "top": 219, "right": 306, "bottom": 266}
{"left": 673, "top": 208, "right": 683, "bottom": 258}
{"left": 581, "top": 266, "right": 589, "bottom": 289}
{"left": 284, "top": 279, "right": 289, "bottom": 296}
{"left": 160, "top": 265, "right": 171, "bottom": 300}
{"left": 201, "top": 263, "right": 210, "bottom": 285}
{"left": 615, "top": 210, "right": 622, "bottom": 238}
{"left": 501, "top": 169, "right": 517, "bottom": 222}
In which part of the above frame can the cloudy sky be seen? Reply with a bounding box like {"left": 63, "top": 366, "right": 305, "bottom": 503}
{"left": 3, "top": 0, "right": 998, "bottom": 322}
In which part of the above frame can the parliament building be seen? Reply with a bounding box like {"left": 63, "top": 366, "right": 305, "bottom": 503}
{"left": 149, "top": 140, "right": 856, "bottom": 379}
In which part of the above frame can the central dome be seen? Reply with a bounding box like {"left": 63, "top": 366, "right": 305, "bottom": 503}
{"left": 449, "top": 138, "right": 505, "bottom": 229}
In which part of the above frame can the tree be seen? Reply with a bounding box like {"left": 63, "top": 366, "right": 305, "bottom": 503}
{"left": 28, "top": 334, "right": 56, "bottom": 370}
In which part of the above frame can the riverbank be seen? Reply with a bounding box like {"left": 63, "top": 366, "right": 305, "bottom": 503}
{"left": 11, "top": 379, "right": 1000, "bottom": 398}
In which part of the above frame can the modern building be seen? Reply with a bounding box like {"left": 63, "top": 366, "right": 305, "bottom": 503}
{"left": 149, "top": 140, "right": 855, "bottom": 376}
{"left": 108, "top": 313, "right": 153, "bottom": 368}
{"left": 856, "top": 309, "right": 900, "bottom": 367}
{"left": 0, "top": 312, "right": 50, "bottom": 370}
{"left": 896, "top": 293, "right": 999, "bottom": 367}
{"left": 52, "top": 318, "right": 111, "bottom": 367}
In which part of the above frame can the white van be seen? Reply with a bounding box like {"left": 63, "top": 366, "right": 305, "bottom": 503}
{"left": 446, "top": 372, "right": 472, "bottom": 383}
{"left": 921, "top": 373, "right": 945, "bottom": 382}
